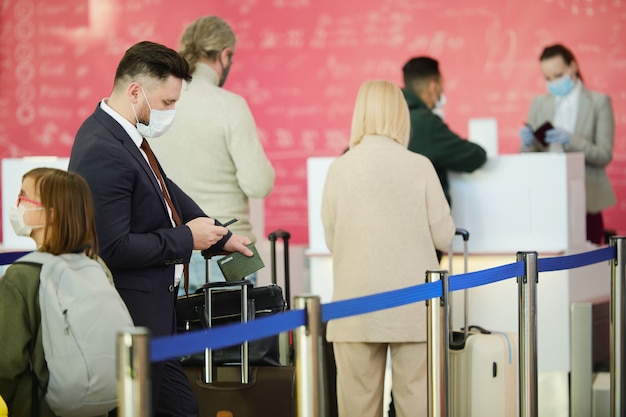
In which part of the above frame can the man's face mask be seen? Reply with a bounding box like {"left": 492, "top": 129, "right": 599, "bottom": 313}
{"left": 131, "top": 86, "right": 176, "bottom": 138}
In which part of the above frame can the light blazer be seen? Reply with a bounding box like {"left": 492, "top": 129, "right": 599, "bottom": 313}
{"left": 69, "top": 105, "right": 229, "bottom": 337}
{"left": 523, "top": 85, "right": 616, "bottom": 213}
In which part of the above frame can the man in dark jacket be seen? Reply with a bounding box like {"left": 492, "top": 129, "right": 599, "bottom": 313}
{"left": 388, "top": 57, "right": 487, "bottom": 417}
{"left": 402, "top": 56, "right": 487, "bottom": 205}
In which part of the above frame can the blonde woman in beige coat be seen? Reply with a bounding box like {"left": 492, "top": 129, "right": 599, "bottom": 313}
{"left": 321, "top": 80, "right": 456, "bottom": 417}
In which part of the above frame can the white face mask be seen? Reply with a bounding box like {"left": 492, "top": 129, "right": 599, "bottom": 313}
{"left": 433, "top": 93, "right": 446, "bottom": 119}
{"left": 131, "top": 87, "right": 176, "bottom": 138}
{"left": 435, "top": 92, "right": 447, "bottom": 109}
{"left": 9, "top": 204, "right": 44, "bottom": 237}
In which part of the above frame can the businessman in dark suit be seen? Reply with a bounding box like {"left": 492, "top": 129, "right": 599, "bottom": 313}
{"left": 69, "top": 41, "right": 252, "bottom": 416}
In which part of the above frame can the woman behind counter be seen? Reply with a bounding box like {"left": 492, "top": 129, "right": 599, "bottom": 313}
{"left": 519, "top": 43, "right": 616, "bottom": 245}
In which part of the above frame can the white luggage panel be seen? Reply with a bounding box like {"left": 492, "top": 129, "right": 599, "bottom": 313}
{"left": 450, "top": 331, "right": 518, "bottom": 417}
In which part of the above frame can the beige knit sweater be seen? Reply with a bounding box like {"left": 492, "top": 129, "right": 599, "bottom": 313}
{"left": 321, "top": 135, "right": 455, "bottom": 342}
{"left": 151, "top": 63, "right": 275, "bottom": 242}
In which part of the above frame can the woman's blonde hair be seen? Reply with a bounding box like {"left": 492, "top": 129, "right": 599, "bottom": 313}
{"left": 349, "top": 80, "right": 410, "bottom": 149}
{"left": 179, "top": 16, "right": 237, "bottom": 73}
{"left": 24, "top": 168, "right": 99, "bottom": 258}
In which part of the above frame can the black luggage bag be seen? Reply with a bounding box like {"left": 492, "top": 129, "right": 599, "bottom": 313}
{"left": 176, "top": 238, "right": 288, "bottom": 366}
{"left": 183, "top": 230, "right": 297, "bottom": 417}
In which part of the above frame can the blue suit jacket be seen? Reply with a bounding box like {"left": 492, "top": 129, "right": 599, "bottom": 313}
{"left": 69, "top": 104, "right": 229, "bottom": 337}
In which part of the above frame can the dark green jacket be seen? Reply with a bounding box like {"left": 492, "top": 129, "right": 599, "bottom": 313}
{"left": 402, "top": 88, "right": 487, "bottom": 205}
{"left": 0, "top": 263, "right": 56, "bottom": 417}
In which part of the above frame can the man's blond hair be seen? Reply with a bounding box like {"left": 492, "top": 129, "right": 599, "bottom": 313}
{"left": 179, "top": 16, "right": 237, "bottom": 73}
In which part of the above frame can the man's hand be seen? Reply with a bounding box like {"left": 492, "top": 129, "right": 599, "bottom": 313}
{"left": 186, "top": 217, "right": 228, "bottom": 250}
{"left": 223, "top": 234, "right": 253, "bottom": 256}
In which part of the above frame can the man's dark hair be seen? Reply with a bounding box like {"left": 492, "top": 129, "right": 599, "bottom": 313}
{"left": 114, "top": 41, "right": 192, "bottom": 88}
{"left": 539, "top": 43, "right": 583, "bottom": 81}
{"left": 402, "top": 56, "right": 441, "bottom": 88}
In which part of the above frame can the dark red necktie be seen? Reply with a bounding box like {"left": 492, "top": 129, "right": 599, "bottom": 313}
{"left": 141, "top": 138, "right": 189, "bottom": 295}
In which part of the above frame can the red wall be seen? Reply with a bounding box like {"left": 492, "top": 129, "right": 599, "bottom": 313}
{"left": 1, "top": 0, "right": 625, "bottom": 244}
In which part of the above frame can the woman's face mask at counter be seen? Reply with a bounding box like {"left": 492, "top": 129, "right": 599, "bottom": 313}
{"left": 540, "top": 55, "right": 578, "bottom": 97}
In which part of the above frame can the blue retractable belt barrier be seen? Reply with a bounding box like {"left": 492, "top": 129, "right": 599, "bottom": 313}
{"left": 149, "top": 245, "right": 616, "bottom": 362}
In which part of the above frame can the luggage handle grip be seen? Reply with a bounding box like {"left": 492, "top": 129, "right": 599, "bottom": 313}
{"left": 455, "top": 228, "right": 470, "bottom": 241}
{"left": 467, "top": 325, "right": 491, "bottom": 335}
{"left": 268, "top": 229, "right": 291, "bottom": 241}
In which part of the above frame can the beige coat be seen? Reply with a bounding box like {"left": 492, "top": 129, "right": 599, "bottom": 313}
{"left": 321, "top": 135, "right": 455, "bottom": 343}
{"left": 523, "top": 85, "right": 616, "bottom": 213}
{"left": 151, "top": 63, "right": 275, "bottom": 242}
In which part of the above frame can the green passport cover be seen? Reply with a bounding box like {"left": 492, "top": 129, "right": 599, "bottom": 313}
{"left": 217, "top": 243, "right": 265, "bottom": 281}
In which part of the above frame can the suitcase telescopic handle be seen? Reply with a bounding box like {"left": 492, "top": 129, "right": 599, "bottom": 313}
{"left": 450, "top": 228, "right": 470, "bottom": 343}
{"left": 268, "top": 229, "right": 291, "bottom": 241}
{"left": 268, "top": 229, "right": 291, "bottom": 310}
{"left": 455, "top": 228, "right": 470, "bottom": 241}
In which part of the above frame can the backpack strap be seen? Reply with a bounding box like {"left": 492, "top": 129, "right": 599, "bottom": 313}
{"left": 18, "top": 252, "right": 53, "bottom": 417}
{"left": 15, "top": 251, "right": 54, "bottom": 266}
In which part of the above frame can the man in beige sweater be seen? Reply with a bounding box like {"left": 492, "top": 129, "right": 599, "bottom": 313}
{"left": 152, "top": 16, "right": 275, "bottom": 291}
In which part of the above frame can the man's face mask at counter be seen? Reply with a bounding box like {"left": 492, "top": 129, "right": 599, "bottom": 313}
{"left": 435, "top": 92, "right": 446, "bottom": 110}
{"left": 428, "top": 77, "right": 446, "bottom": 119}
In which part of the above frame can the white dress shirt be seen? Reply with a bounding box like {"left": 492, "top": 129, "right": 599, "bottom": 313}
{"left": 553, "top": 78, "right": 582, "bottom": 133}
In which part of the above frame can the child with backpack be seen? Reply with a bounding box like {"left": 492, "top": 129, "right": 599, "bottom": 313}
{"left": 0, "top": 168, "right": 132, "bottom": 417}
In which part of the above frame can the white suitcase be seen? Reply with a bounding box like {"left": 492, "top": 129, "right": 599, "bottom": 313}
{"left": 450, "top": 327, "right": 518, "bottom": 417}
{"left": 448, "top": 229, "right": 519, "bottom": 417}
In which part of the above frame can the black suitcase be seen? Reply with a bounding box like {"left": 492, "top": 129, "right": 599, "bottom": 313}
{"left": 184, "top": 364, "right": 296, "bottom": 417}
{"left": 183, "top": 241, "right": 297, "bottom": 417}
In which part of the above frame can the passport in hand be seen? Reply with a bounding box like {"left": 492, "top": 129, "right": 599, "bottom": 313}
{"left": 217, "top": 243, "right": 265, "bottom": 282}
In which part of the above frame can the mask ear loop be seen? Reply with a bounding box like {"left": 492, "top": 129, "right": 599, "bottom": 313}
{"left": 140, "top": 87, "right": 153, "bottom": 112}
{"left": 129, "top": 85, "right": 151, "bottom": 125}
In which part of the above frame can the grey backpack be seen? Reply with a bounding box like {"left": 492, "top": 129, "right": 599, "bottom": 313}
{"left": 18, "top": 251, "right": 134, "bottom": 417}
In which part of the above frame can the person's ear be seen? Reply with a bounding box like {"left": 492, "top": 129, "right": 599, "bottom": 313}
{"left": 127, "top": 82, "right": 142, "bottom": 104}
{"left": 429, "top": 79, "right": 439, "bottom": 95}
{"left": 220, "top": 48, "right": 232, "bottom": 65}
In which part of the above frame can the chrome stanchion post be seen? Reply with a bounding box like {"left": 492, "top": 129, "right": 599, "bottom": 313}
{"left": 294, "top": 295, "right": 322, "bottom": 417}
{"left": 609, "top": 236, "right": 625, "bottom": 417}
{"left": 117, "top": 327, "right": 150, "bottom": 417}
{"left": 517, "top": 251, "right": 538, "bottom": 417}
{"left": 426, "top": 270, "right": 450, "bottom": 417}
{"left": 204, "top": 286, "right": 213, "bottom": 384}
